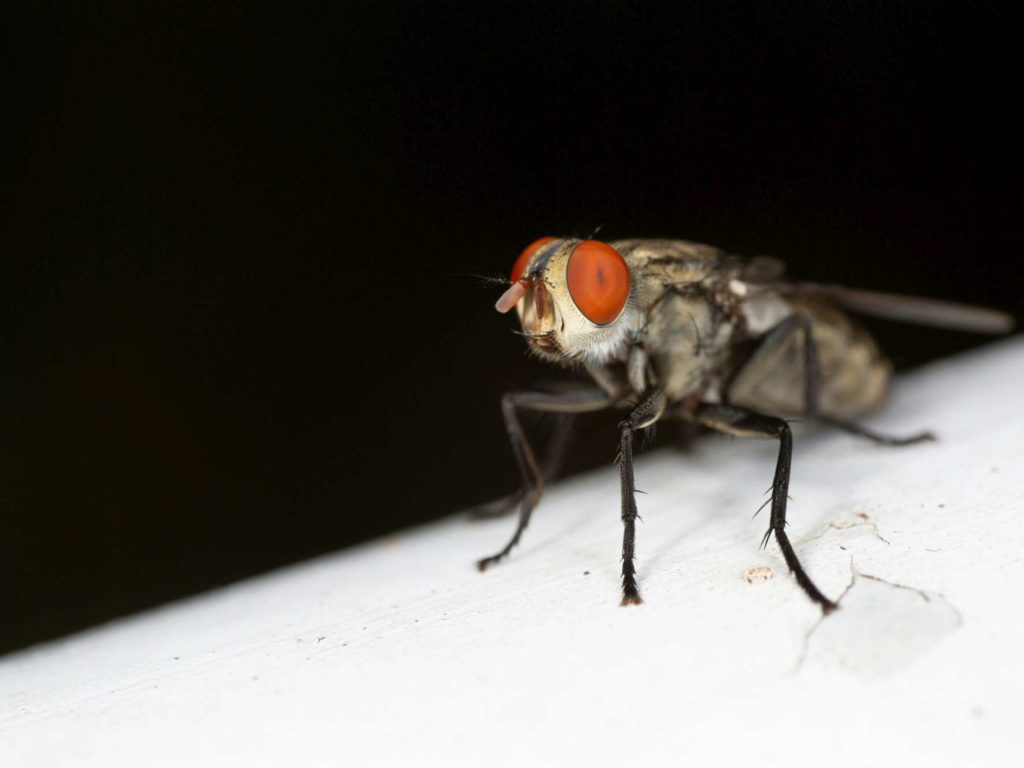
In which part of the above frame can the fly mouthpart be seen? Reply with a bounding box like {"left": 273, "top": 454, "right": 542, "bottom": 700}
{"left": 495, "top": 281, "right": 528, "bottom": 313}
{"left": 524, "top": 329, "right": 561, "bottom": 356}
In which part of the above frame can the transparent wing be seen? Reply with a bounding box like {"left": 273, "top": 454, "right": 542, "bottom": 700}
{"left": 780, "top": 282, "right": 1015, "bottom": 334}
{"left": 738, "top": 256, "right": 787, "bottom": 283}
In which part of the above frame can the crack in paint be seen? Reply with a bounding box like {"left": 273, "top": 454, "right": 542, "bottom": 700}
{"left": 794, "top": 557, "right": 857, "bottom": 673}
{"left": 856, "top": 572, "right": 964, "bottom": 626}
{"left": 802, "top": 512, "right": 891, "bottom": 547}
{"left": 793, "top": 558, "right": 962, "bottom": 675}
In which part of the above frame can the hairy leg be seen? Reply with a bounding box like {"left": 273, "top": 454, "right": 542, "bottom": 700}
{"left": 697, "top": 403, "right": 837, "bottom": 613}
{"left": 617, "top": 390, "right": 667, "bottom": 605}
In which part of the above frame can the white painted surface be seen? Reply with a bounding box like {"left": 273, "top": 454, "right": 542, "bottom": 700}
{"left": 2, "top": 338, "right": 1023, "bottom": 767}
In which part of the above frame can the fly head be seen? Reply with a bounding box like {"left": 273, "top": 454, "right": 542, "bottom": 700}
{"left": 495, "top": 237, "right": 640, "bottom": 365}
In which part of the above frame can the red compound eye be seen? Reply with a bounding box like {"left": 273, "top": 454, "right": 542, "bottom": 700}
{"left": 510, "top": 236, "right": 557, "bottom": 283}
{"left": 566, "top": 240, "right": 630, "bottom": 325}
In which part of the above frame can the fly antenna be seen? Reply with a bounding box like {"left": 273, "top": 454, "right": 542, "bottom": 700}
{"left": 451, "top": 272, "right": 512, "bottom": 287}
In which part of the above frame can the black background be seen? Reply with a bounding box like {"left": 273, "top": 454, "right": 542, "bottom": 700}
{"left": 2, "top": 2, "right": 1021, "bottom": 654}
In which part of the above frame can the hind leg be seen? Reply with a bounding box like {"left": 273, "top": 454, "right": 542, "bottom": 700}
{"left": 731, "top": 313, "right": 934, "bottom": 445}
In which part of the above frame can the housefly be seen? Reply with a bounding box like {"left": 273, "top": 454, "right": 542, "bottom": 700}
{"left": 478, "top": 237, "right": 1013, "bottom": 612}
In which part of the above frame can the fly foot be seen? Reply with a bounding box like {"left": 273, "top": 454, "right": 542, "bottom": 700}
{"left": 476, "top": 552, "right": 508, "bottom": 572}
{"left": 620, "top": 590, "right": 644, "bottom": 607}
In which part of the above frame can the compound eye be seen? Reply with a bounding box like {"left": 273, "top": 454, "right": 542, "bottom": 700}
{"left": 511, "top": 236, "right": 557, "bottom": 283}
{"left": 566, "top": 241, "right": 630, "bottom": 325}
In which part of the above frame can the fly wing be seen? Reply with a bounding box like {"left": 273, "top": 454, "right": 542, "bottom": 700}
{"left": 738, "top": 256, "right": 787, "bottom": 283}
{"left": 779, "top": 282, "right": 1015, "bottom": 334}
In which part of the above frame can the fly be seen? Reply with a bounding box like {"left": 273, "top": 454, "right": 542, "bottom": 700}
{"left": 477, "top": 237, "right": 1014, "bottom": 612}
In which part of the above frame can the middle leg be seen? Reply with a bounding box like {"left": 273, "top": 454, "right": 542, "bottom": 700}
{"left": 697, "top": 403, "right": 838, "bottom": 613}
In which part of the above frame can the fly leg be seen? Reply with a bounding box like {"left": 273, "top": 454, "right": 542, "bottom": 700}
{"left": 468, "top": 413, "right": 576, "bottom": 519}
{"left": 476, "top": 388, "right": 611, "bottom": 571}
{"left": 787, "top": 315, "right": 936, "bottom": 445}
{"left": 697, "top": 403, "right": 838, "bottom": 613}
{"left": 618, "top": 390, "right": 667, "bottom": 606}
{"left": 815, "top": 415, "right": 934, "bottom": 446}
{"left": 734, "top": 313, "right": 934, "bottom": 445}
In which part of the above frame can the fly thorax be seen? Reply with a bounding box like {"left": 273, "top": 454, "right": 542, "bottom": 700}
{"left": 644, "top": 293, "right": 735, "bottom": 401}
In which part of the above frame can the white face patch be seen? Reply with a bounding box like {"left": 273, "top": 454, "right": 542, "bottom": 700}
{"left": 559, "top": 304, "right": 641, "bottom": 365}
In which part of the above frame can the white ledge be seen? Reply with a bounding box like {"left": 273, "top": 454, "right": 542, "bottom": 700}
{"left": 3, "top": 338, "right": 1024, "bottom": 766}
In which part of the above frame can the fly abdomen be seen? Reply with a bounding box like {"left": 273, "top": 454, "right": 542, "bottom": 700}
{"left": 727, "top": 296, "right": 891, "bottom": 420}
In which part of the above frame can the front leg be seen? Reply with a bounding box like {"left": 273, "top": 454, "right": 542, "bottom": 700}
{"left": 697, "top": 403, "right": 837, "bottom": 613}
{"left": 477, "top": 387, "right": 612, "bottom": 571}
{"left": 468, "top": 413, "right": 576, "bottom": 520}
{"left": 618, "top": 390, "right": 667, "bottom": 605}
